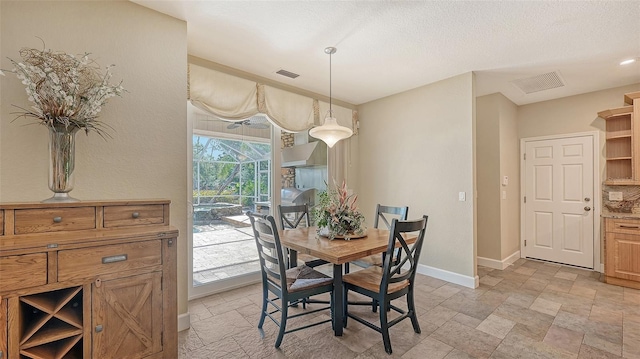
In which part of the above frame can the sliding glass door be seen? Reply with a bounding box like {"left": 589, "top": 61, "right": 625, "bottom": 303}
{"left": 189, "top": 111, "right": 275, "bottom": 298}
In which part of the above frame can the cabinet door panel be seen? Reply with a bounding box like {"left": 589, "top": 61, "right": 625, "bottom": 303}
{"left": 606, "top": 232, "right": 640, "bottom": 282}
{"left": 93, "top": 271, "right": 162, "bottom": 359}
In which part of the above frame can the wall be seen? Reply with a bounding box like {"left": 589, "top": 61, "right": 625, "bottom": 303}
{"left": 476, "top": 94, "right": 502, "bottom": 260}
{"left": 499, "top": 94, "right": 520, "bottom": 259}
{"left": 357, "top": 72, "right": 477, "bottom": 284}
{"left": 0, "top": 1, "right": 189, "bottom": 316}
{"left": 476, "top": 93, "right": 520, "bottom": 265}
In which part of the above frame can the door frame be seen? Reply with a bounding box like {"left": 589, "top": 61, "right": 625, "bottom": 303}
{"left": 520, "top": 131, "right": 601, "bottom": 271}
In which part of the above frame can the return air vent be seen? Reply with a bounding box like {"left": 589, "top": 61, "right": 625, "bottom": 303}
{"left": 511, "top": 71, "right": 565, "bottom": 94}
{"left": 276, "top": 69, "right": 299, "bottom": 79}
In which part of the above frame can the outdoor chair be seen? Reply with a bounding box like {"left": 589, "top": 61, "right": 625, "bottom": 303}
{"left": 247, "top": 211, "right": 334, "bottom": 348}
{"left": 343, "top": 215, "right": 428, "bottom": 355}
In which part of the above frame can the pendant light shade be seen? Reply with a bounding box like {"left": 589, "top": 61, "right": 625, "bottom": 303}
{"left": 309, "top": 47, "right": 353, "bottom": 148}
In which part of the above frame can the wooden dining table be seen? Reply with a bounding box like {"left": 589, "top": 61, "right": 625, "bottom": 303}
{"left": 278, "top": 226, "right": 416, "bottom": 336}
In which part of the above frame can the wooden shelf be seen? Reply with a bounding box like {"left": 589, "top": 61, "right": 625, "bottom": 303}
{"left": 19, "top": 287, "right": 83, "bottom": 357}
{"left": 599, "top": 106, "right": 633, "bottom": 118}
{"left": 625, "top": 91, "right": 640, "bottom": 105}
{"left": 603, "top": 93, "right": 638, "bottom": 185}
{"left": 20, "top": 334, "right": 82, "bottom": 359}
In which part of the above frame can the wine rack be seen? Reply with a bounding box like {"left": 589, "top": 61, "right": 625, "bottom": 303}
{"left": 19, "top": 287, "right": 83, "bottom": 359}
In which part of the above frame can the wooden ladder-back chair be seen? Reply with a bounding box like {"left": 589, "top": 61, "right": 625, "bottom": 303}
{"left": 247, "top": 212, "right": 334, "bottom": 348}
{"left": 343, "top": 215, "right": 428, "bottom": 354}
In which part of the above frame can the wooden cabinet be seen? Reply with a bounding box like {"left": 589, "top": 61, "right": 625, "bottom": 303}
{"left": 1, "top": 299, "right": 6, "bottom": 359}
{"left": 0, "top": 200, "right": 178, "bottom": 359}
{"left": 604, "top": 217, "right": 640, "bottom": 289}
{"left": 600, "top": 91, "right": 640, "bottom": 185}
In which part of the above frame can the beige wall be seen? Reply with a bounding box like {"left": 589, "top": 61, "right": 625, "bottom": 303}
{"left": 0, "top": 1, "right": 189, "bottom": 316}
{"left": 357, "top": 72, "right": 476, "bottom": 279}
{"left": 476, "top": 94, "right": 502, "bottom": 259}
{"left": 476, "top": 92, "right": 519, "bottom": 262}
{"left": 499, "top": 94, "right": 520, "bottom": 259}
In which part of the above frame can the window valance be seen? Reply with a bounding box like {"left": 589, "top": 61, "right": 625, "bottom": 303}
{"left": 188, "top": 62, "right": 357, "bottom": 133}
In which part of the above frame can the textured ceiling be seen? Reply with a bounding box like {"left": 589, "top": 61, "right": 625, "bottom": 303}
{"left": 133, "top": 0, "right": 640, "bottom": 106}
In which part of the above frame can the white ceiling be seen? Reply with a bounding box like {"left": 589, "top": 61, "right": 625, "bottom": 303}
{"left": 133, "top": 0, "right": 640, "bottom": 106}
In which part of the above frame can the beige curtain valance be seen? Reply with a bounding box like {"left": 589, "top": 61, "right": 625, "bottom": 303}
{"left": 188, "top": 62, "right": 357, "bottom": 133}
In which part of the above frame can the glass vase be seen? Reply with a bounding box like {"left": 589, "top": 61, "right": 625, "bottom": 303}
{"left": 42, "top": 125, "right": 80, "bottom": 203}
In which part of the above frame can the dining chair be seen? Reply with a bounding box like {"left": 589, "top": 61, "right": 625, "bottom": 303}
{"left": 343, "top": 215, "right": 428, "bottom": 355}
{"left": 247, "top": 211, "right": 334, "bottom": 348}
{"left": 351, "top": 204, "right": 409, "bottom": 269}
{"left": 278, "top": 204, "right": 328, "bottom": 268}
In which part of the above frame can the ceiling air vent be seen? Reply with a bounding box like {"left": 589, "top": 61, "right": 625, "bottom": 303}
{"left": 511, "top": 71, "right": 565, "bottom": 94}
{"left": 276, "top": 69, "right": 299, "bottom": 79}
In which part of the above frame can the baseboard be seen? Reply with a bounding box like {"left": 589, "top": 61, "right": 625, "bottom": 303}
{"left": 178, "top": 312, "right": 190, "bottom": 332}
{"left": 417, "top": 263, "right": 478, "bottom": 289}
{"left": 477, "top": 250, "right": 521, "bottom": 270}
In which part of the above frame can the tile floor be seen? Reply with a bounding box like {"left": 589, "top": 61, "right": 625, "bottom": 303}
{"left": 179, "top": 259, "right": 640, "bottom": 358}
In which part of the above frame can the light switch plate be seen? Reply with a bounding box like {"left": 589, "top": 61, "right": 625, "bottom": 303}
{"left": 459, "top": 192, "right": 466, "bottom": 201}
{"left": 609, "top": 192, "right": 623, "bottom": 201}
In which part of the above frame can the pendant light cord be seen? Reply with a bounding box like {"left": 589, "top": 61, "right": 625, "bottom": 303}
{"left": 329, "top": 49, "right": 332, "bottom": 114}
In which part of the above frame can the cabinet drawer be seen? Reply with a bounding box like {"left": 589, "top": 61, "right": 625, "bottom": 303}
{"left": 14, "top": 207, "right": 96, "bottom": 234}
{"left": 0, "top": 253, "right": 47, "bottom": 292}
{"left": 57, "top": 240, "right": 162, "bottom": 281}
{"left": 103, "top": 204, "right": 165, "bottom": 228}
{"left": 606, "top": 218, "right": 640, "bottom": 235}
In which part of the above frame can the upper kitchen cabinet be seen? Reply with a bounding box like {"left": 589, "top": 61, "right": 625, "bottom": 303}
{"left": 600, "top": 91, "right": 640, "bottom": 185}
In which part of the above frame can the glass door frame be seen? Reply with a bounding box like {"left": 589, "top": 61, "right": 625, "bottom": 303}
{"left": 187, "top": 106, "right": 282, "bottom": 300}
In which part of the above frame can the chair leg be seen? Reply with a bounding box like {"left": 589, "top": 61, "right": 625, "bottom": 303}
{"left": 372, "top": 299, "right": 378, "bottom": 313}
{"left": 379, "top": 299, "right": 392, "bottom": 354}
{"left": 275, "top": 302, "right": 288, "bottom": 348}
{"left": 407, "top": 288, "right": 421, "bottom": 334}
{"left": 345, "top": 262, "right": 350, "bottom": 274}
{"left": 258, "top": 286, "right": 267, "bottom": 329}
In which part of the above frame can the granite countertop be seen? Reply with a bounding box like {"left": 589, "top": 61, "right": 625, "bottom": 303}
{"left": 601, "top": 211, "right": 640, "bottom": 219}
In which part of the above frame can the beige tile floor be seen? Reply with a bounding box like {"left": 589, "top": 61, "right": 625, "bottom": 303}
{"left": 179, "top": 259, "right": 640, "bottom": 358}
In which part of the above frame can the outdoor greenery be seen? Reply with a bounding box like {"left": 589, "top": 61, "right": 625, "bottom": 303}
{"left": 193, "top": 135, "right": 270, "bottom": 209}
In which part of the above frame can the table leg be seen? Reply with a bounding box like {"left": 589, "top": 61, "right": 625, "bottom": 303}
{"left": 289, "top": 249, "right": 298, "bottom": 269}
{"left": 333, "top": 264, "right": 343, "bottom": 336}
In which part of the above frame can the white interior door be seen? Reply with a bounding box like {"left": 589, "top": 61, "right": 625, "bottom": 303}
{"left": 523, "top": 134, "right": 594, "bottom": 268}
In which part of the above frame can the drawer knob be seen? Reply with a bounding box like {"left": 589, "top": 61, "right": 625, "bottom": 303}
{"left": 132, "top": 212, "right": 140, "bottom": 218}
{"left": 53, "top": 216, "right": 62, "bottom": 223}
{"left": 95, "top": 324, "right": 103, "bottom": 333}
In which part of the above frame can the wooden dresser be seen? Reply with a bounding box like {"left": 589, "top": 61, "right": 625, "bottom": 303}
{"left": 0, "top": 199, "right": 178, "bottom": 359}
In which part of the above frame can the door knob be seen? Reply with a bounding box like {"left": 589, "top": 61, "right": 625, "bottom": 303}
{"left": 584, "top": 206, "right": 591, "bottom": 211}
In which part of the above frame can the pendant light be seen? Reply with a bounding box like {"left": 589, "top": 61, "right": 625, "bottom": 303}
{"left": 309, "top": 47, "right": 353, "bottom": 148}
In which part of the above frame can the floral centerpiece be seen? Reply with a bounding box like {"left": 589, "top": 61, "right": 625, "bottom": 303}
{"left": 313, "top": 180, "right": 366, "bottom": 240}
{"left": 5, "top": 46, "right": 124, "bottom": 202}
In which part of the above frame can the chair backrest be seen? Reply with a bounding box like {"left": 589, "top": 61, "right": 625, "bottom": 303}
{"left": 247, "top": 211, "right": 288, "bottom": 291}
{"left": 381, "top": 216, "right": 428, "bottom": 292}
{"left": 278, "top": 204, "right": 310, "bottom": 230}
{"left": 374, "top": 204, "right": 409, "bottom": 230}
